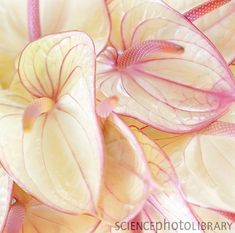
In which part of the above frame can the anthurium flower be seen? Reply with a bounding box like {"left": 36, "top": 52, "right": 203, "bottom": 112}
{"left": 127, "top": 128, "right": 203, "bottom": 233}
{"left": 45, "top": 128, "right": 205, "bottom": 233}
{"left": 97, "top": 0, "right": 235, "bottom": 133}
{"left": 0, "top": 31, "right": 104, "bottom": 214}
{"left": 139, "top": 102, "right": 235, "bottom": 217}
{"left": 163, "top": 0, "right": 235, "bottom": 64}
{"left": 96, "top": 112, "right": 153, "bottom": 224}
{"left": 3, "top": 184, "right": 110, "bottom": 233}
{"left": 0, "top": 0, "right": 110, "bottom": 88}
{"left": 180, "top": 108, "right": 235, "bottom": 213}
{"left": 94, "top": 98, "right": 153, "bottom": 223}
{"left": 0, "top": 166, "right": 13, "bottom": 232}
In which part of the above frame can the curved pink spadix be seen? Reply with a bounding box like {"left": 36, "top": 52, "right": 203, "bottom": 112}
{"left": 23, "top": 97, "right": 55, "bottom": 132}
{"left": 5, "top": 204, "right": 25, "bottom": 233}
{"left": 201, "top": 121, "right": 235, "bottom": 137}
{"left": 117, "top": 40, "right": 184, "bottom": 69}
{"left": 28, "top": 0, "right": 41, "bottom": 41}
{"left": 184, "top": 0, "right": 231, "bottom": 22}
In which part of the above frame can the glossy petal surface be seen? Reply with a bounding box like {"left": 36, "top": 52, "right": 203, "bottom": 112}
{"left": 131, "top": 128, "right": 202, "bottom": 233}
{"left": 164, "top": 0, "right": 235, "bottom": 63}
{"left": 0, "top": 32, "right": 103, "bottom": 214}
{"left": 0, "top": 0, "right": 110, "bottom": 86}
{"left": 98, "top": 1, "right": 235, "bottom": 133}
{"left": 98, "top": 114, "right": 152, "bottom": 224}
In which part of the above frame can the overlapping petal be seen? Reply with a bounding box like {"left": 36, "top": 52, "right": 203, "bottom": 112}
{"left": 0, "top": 32, "right": 103, "bottom": 214}
{"left": 163, "top": 0, "right": 235, "bottom": 63}
{"left": 140, "top": 102, "right": 235, "bottom": 215}
{"left": 0, "top": 0, "right": 110, "bottom": 87}
{"left": 3, "top": 185, "right": 110, "bottom": 233}
{"left": 98, "top": 114, "right": 153, "bottom": 224}
{"left": 0, "top": 166, "right": 12, "bottom": 232}
{"left": 181, "top": 111, "right": 235, "bottom": 212}
{"left": 131, "top": 128, "right": 202, "bottom": 233}
{"left": 98, "top": 0, "right": 235, "bottom": 133}
{"left": 18, "top": 31, "right": 95, "bottom": 99}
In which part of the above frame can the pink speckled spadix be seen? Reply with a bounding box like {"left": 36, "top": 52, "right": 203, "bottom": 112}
{"left": 117, "top": 40, "right": 184, "bottom": 69}
{"left": 184, "top": 0, "right": 231, "bottom": 22}
{"left": 27, "top": 0, "right": 41, "bottom": 41}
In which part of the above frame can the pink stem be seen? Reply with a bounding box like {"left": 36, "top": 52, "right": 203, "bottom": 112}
{"left": 184, "top": 0, "right": 231, "bottom": 22}
{"left": 28, "top": 0, "right": 41, "bottom": 41}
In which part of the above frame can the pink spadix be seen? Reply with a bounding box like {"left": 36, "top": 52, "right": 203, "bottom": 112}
{"left": 117, "top": 40, "right": 184, "bottom": 69}
{"left": 96, "top": 96, "right": 119, "bottom": 118}
{"left": 5, "top": 203, "right": 25, "bottom": 233}
{"left": 184, "top": 0, "right": 231, "bottom": 22}
{"left": 201, "top": 121, "right": 235, "bottom": 137}
{"left": 28, "top": 0, "right": 41, "bottom": 41}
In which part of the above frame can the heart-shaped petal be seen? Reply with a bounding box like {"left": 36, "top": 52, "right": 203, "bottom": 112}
{"left": 142, "top": 104, "right": 235, "bottom": 214}
{"left": 0, "top": 32, "right": 103, "bottom": 214}
{"left": 98, "top": 1, "right": 235, "bottom": 133}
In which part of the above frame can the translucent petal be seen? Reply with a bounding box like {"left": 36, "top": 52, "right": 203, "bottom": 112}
{"left": 3, "top": 186, "right": 110, "bottom": 233}
{"left": 98, "top": 1, "right": 235, "bottom": 133}
{"left": 183, "top": 131, "right": 235, "bottom": 212}
{"left": 0, "top": 33, "right": 103, "bottom": 214}
{"left": 98, "top": 114, "right": 153, "bottom": 224}
{"left": 0, "top": 0, "right": 110, "bottom": 87}
{"left": 164, "top": 0, "right": 235, "bottom": 63}
{"left": 128, "top": 129, "right": 202, "bottom": 232}
{"left": 0, "top": 95, "right": 103, "bottom": 214}
{"left": 18, "top": 31, "right": 95, "bottom": 99}
{"left": 107, "top": 0, "right": 147, "bottom": 50}
{"left": 0, "top": 0, "right": 109, "bottom": 54}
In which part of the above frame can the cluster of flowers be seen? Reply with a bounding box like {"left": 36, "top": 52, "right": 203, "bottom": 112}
{"left": 0, "top": 0, "right": 235, "bottom": 232}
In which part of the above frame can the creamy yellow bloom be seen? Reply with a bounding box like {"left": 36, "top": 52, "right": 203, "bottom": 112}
{"left": 0, "top": 0, "right": 110, "bottom": 88}
{"left": 0, "top": 31, "right": 104, "bottom": 214}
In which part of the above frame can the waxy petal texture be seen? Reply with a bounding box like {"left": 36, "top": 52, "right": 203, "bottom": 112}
{"left": 142, "top": 104, "right": 235, "bottom": 215}
{"left": 98, "top": 1, "right": 235, "bottom": 133}
{"left": 18, "top": 207, "right": 109, "bottom": 233}
{"left": 0, "top": 32, "right": 103, "bottom": 214}
{"left": 0, "top": 167, "right": 12, "bottom": 232}
{"left": 164, "top": 0, "right": 235, "bottom": 63}
{"left": 98, "top": 114, "right": 153, "bottom": 224}
{"left": 182, "top": 115, "right": 235, "bottom": 212}
{"left": 0, "top": 0, "right": 110, "bottom": 87}
{"left": 3, "top": 186, "right": 110, "bottom": 233}
{"left": 130, "top": 128, "right": 202, "bottom": 233}
{"left": 18, "top": 31, "right": 94, "bottom": 99}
